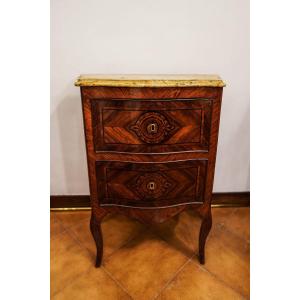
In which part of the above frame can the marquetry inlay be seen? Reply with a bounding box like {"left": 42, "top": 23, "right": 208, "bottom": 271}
{"left": 126, "top": 172, "right": 177, "bottom": 200}
{"left": 129, "top": 112, "right": 179, "bottom": 144}
{"left": 76, "top": 74, "right": 224, "bottom": 267}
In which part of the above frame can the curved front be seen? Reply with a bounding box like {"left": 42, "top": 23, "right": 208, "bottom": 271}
{"left": 91, "top": 98, "right": 212, "bottom": 154}
{"left": 95, "top": 160, "right": 207, "bottom": 208}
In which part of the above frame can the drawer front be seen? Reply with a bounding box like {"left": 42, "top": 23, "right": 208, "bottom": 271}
{"left": 91, "top": 99, "right": 212, "bottom": 153}
{"left": 96, "top": 160, "right": 207, "bottom": 208}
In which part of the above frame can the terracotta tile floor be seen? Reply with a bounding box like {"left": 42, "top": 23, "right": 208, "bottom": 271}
{"left": 51, "top": 207, "right": 250, "bottom": 299}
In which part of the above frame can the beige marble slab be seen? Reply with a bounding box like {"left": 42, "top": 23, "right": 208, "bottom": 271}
{"left": 74, "top": 74, "right": 225, "bottom": 87}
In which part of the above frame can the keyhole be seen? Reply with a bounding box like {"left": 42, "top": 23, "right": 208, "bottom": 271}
{"left": 147, "top": 181, "right": 156, "bottom": 190}
{"left": 147, "top": 123, "right": 158, "bottom": 134}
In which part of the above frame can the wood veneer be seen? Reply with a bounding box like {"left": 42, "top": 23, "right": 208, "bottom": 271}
{"left": 76, "top": 76, "right": 224, "bottom": 267}
{"left": 50, "top": 192, "right": 251, "bottom": 209}
{"left": 95, "top": 160, "right": 207, "bottom": 207}
{"left": 91, "top": 98, "right": 212, "bottom": 153}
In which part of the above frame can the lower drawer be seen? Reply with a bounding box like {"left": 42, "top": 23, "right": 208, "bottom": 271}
{"left": 95, "top": 160, "right": 207, "bottom": 208}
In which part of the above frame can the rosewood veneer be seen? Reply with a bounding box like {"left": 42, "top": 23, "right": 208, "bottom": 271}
{"left": 75, "top": 74, "right": 225, "bottom": 267}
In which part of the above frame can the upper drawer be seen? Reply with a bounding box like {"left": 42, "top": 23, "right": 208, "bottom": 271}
{"left": 91, "top": 98, "right": 212, "bottom": 153}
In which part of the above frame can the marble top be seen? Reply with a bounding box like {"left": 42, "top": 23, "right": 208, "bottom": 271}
{"left": 74, "top": 74, "right": 225, "bottom": 87}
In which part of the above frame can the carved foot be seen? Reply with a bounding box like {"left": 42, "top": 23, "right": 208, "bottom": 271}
{"left": 198, "top": 208, "right": 212, "bottom": 265}
{"left": 90, "top": 209, "right": 107, "bottom": 268}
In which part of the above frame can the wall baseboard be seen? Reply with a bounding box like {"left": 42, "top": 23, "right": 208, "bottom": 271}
{"left": 50, "top": 192, "right": 250, "bottom": 211}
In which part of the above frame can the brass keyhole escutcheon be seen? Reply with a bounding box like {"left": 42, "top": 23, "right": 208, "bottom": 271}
{"left": 147, "top": 122, "right": 158, "bottom": 134}
{"left": 147, "top": 181, "right": 156, "bottom": 190}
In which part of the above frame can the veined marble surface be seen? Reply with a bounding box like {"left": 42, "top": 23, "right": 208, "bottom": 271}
{"left": 74, "top": 74, "right": 225, "bottom": 87}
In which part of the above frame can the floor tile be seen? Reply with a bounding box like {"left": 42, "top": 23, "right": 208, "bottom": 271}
{"left": 51, "top": 208, "right": 250, "bottom": 299}
{"left": 51, "top": 211, "right": 60, "bottom": 222}
{"left": 157, "top": 260, "right": 245, "bottom": 300}
{"left": 152, "top": 208, "right": 239, "bottom": 259}
{"left": 55, "top": 211, "right": 90, "bottom": 230}
{"left": 151, "top": 210, "right": 202, "bottom": 258}
{"left": 192, "top": 226, "right": 250, "bottom": 297}
{"left": 68, "top": 213, "right": 147, "bottom": 260}
{"left": 51, "top": 212, "right": 66, "bottom": 238}
{"left": 212, "top": 207, "right": 237, "bottom": 227}
{"left": 53, "top": 267, "right": 132, "bottom": 300}
{"left": 222, "top": 208, "right": 250, "bottom": 242}
{"left": 103, "top": 230, "right": 189, "bottom": 300}
{"left": 50, "top": 231, "right": 93, "bottom": 296}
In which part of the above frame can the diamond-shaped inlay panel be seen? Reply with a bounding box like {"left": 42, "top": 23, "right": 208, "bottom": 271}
{"left": 129, "top": 112, "right": 179, "bottom": 144}
{"left": 126, "top": 172, "right": 177, "bottom": 200}
{"left": 96, "top": 160, "right": 207, "bottom": 207}
{"left": 92, "top": 99, "right": 212, "bottom": 153}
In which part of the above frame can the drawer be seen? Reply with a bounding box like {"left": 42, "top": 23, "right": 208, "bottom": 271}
{"left": 95, "top": 160, "right": 207, "bottom": 208}
{"left": 91, "top": 98, "right": 212, "bottom": 153}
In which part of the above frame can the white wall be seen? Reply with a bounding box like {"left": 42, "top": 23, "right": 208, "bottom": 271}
{"left": 51, "top": 0, "right": 249, "bottom": 194}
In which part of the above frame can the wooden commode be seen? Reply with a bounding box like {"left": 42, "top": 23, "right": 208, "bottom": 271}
{"left": 75, "top": 74, "right": 225, "bottom": 267}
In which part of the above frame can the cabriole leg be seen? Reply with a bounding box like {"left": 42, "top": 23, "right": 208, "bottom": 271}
{"left": 90, "top": 209, "right": 107, "bottom": 267}
{"left": 198, "top": 207, "right": 212, "bottom": 264}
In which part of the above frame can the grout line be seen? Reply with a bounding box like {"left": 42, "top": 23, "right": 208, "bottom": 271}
{"left": 55, "top": 209, "right": 149, "bottom": 261}
{"left": 152, "top": 229, "right": 197, "bottom": 261}
{"left": 59, "top": 225, "right": 98, "bottom": 263}
{"left": 102, "top": 226, "right": 150, "bottom": 262}
{"left": 50, "top": 216, "right": 68, "bottom": 236}
{"left": 215, "top": 207, "right": 237, "bottom": 225}
{"left": 191, "top": 209, "right": 249, "bottom": 298}
{"left": 64, "top": 227, "right": 92, "bottom": 255}
{"left": 151, "top": 255, "right": 195, "bottom": 300}
{"left": 51, "top": 267, "right": 93, "bottom": 298}
{"left": 102, "top": 227, "right": 193, "bottom": 299}
{"left": 50, "top": 227, "right": 68, "bottom": 241}
{"left": 66, "top": 226, "right": 95, "bottom": 259}
{"left": 60, "top": 212, "right": 150, "bottom": 263}
{"left": 221, "top": 224, "right": 250, "bottom": 245}
{"left": 51, "top": 223, "right": 134, "bottom": 299}
{"left": 215, "top": 208, "right": 250, "bottom": 244}
{"left": 188, "top": 219, "right": 249, "bottom": 298}
{"left": 147, "top": 227, "right": 197, "bottom": 261}
{"left": 50, "top": 215, "right": 69, "bottom": 240}
{"left": 50, "top": 228, "right": 95, "bottom": 297}
{"left": 213, "top": 207, "right": 250, "bottom": 244}
{"left": 190, "top": 258, "right": 248, "bottom": 299}
{"left": 51, "top": 210, "right": 249, "bottom": 299}
{"left": 102, "top": 267, "right": 134, "bottom": 299}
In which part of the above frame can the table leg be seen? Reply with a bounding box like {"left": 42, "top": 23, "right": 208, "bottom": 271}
{"left": 198, "top": 207, "right": 212, "bottom": 264}
{"left": 90, "top": 209, "right": 107, "bottom": 267}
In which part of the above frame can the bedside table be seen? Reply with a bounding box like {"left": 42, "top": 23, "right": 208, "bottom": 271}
{"left": 75, "top": 74, "right": 225, "bottom": 267}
